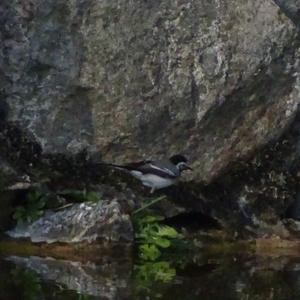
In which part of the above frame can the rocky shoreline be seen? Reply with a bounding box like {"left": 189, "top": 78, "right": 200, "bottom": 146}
{"left": 0, "top": 0, "right": 300, "bottom": 245}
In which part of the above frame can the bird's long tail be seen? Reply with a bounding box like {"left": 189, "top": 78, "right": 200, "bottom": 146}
{"left": 97, "top": 162, "right": 129, "bottom": 171}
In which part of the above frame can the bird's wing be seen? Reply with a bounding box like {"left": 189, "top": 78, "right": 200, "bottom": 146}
{"left": 137, "top": 162, "right": 178, "bottom": 179}
{"left": 103, "top": 159, "right": 178, "bottom": 179}
{"left": 100, "top": 160, "right": 151, "bottom": 170}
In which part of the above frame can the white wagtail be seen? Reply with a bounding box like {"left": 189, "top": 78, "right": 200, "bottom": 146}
{"left": 104, "top": 154, "right": 192, "bottom": 193}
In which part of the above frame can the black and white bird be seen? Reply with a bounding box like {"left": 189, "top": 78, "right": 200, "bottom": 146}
{"left": 104, "top": 154, "right": 192, "bottom": 193}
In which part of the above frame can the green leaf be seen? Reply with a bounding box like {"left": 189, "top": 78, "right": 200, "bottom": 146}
{"left": 13, "top": 207, "right": 26, "bottom": 220}
{"left": 154, "top": 262, "right": 176, "bottom": 282}
{"left": 156, "top": 225, "right": 179, "bottom": 238}
{"left": 13, "top": 190, "right": 46, "bottom": 224}
{"left": 86, "top": 191, "right": 101, "bottom": 202}
{"left": 134, "top": 213, "right": 185, "bottom": 262}
{"left": 139, "top": 244, "right": 161, "bottom": 261}
{"left": 133, "top": 261, "right": 176, "bottom": 286}
{"left": 36, "top": 198, "right": 46, "bottom": 209}
{"left": 152, "top": 237, "right": 171, "bottom": 248}
{"left": 28, "top": 190, "right": 42, "bottom": 203}
{"left": 140, "top": 215, "right": 164, "bottom": 224}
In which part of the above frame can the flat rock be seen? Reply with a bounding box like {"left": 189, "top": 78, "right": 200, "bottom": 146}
{"left": 6, "top": 200, "right": 133, "bottom": 244}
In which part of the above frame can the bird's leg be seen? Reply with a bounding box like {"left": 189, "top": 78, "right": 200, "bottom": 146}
{"left": 150, "top": 186, "right": 155, "bottom": 194}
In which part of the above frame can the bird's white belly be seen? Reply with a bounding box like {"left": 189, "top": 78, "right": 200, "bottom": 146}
{"left": 142, "top": 174, "right": 175, "bottom": 189}
{"left": 130, "top": 170, "right": 175, "bottom": 190}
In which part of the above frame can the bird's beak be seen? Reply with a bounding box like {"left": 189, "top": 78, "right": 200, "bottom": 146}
{"left": 177, "top": 162, "right": 193, "bottom": 172}
{"left": 181, "top": 164, "right": 192, "bottom": 171}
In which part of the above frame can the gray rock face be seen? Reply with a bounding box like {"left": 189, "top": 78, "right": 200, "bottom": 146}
{"left": 6, "top": 200, "right": 133, "bottom": 243}
{"left": 1, "top": 0, "right": 299, "bottom": 184}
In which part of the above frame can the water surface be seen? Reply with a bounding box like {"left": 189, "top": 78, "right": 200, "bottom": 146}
{"left": 1, "top": 250, "right": 300, "bottom": 300}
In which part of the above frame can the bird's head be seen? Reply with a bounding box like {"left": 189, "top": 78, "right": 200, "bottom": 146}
{"left": 169, "top": 154, "right": 192, "bottom": 172}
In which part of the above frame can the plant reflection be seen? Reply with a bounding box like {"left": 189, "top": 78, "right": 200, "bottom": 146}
{"left": 10, "top": 267, "right": 42, "bottom": 300}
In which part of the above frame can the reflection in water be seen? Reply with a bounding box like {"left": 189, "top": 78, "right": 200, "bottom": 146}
{"left": 2, "top": 254, "right": 300, "bottom": 299}
{"left": 6, "top": 256, "right": 132, "bottom": 299}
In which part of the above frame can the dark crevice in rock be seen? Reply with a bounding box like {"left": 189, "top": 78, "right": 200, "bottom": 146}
{"left": 285, "top": 190, "right": 300, "bottom": 221}
{"left": 0, "top": 122, "right": 42, "bottom": 174}
{"left": 274, "top": 0, "right": 300, "bottom": 27}
{"left": 0, "top": 98, "right": 9, "bottom": 122}
{"left": 165, "top": 212, "right": 222, "bottom": 231}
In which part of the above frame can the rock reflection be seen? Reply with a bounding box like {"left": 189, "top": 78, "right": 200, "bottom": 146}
{"left": 5, "top": 253, "right": 300, "bottom": 299}
{"left": 8, "top": 255, "right": 131, "bottom": 299}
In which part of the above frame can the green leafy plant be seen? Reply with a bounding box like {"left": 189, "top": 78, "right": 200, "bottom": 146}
{"left": 134, "top": 261, "right": 176, "bottom": 283}
{"left": 134, "top": 215, "right": 182, "bottom": 261}
{"left": 133, "top": 260, "right": 176, "bottom": 297}
{"left": 12, "top": 188, "right": 102, "bottom": 225}
{"left": 13, "top": 190, "right": 47, "bottom": 225}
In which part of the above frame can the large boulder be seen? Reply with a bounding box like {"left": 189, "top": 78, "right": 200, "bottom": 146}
{"left": 0, "top": 0, "right": 299, "bottom": 184}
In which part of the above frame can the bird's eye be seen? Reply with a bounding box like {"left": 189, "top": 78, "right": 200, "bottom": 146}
{"left": 177, "top": 162, "right": 186, "bottom": 170}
